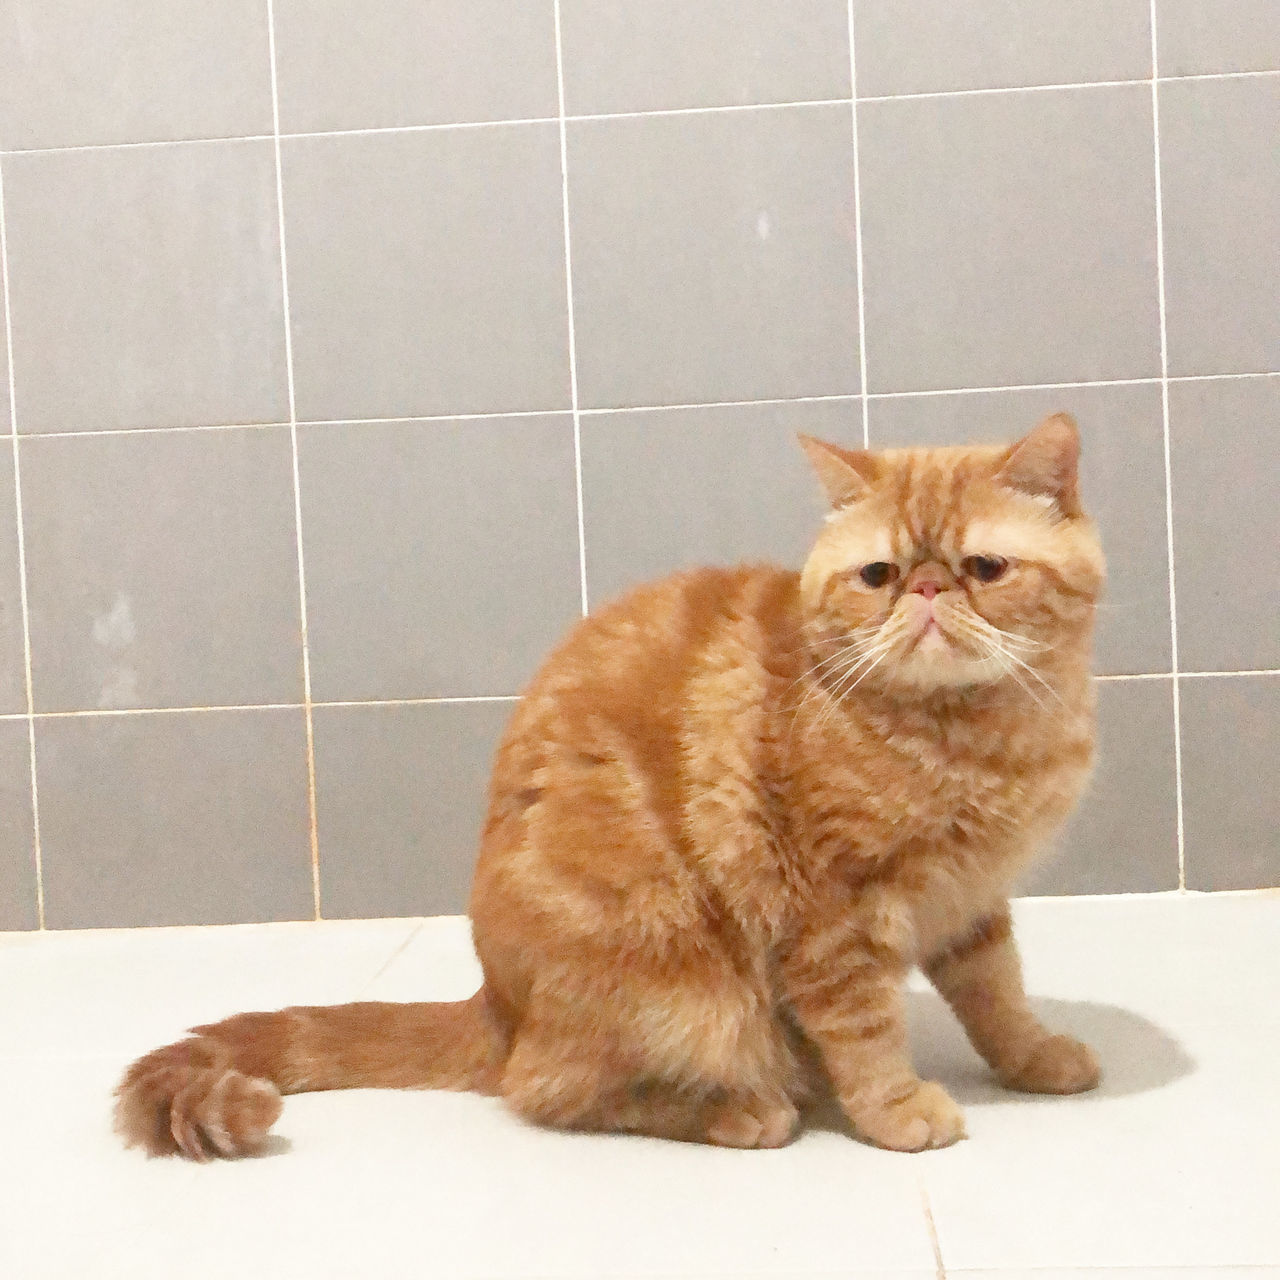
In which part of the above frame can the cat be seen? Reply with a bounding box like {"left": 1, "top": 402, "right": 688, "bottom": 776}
{"left": 116, "top": 413, "right": 1104, "bottom": 1159}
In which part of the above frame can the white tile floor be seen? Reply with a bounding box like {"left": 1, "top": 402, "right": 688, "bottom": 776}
{"left": 1, "top": 895, "right": 1277, "bottom": 1280}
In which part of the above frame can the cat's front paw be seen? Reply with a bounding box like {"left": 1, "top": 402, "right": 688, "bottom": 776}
{"left": 852, "top": 1080, "right": 966, "bottom": 1152}
{"left": 1001, "top": 1033, "right": 1100, "bottom": 1095}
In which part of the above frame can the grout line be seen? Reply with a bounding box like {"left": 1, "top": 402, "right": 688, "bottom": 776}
{"left": 868, "top": 375, "right": 1162, "bottom": 399}
{"left": 300, "top": 408, "right": 566, "bottom": 427}
{"left": 18, "top": 420, "right": 291, "bottom": 440}
{"left": 4, "top": 372, "right": 1277, "bottom": 444}
{"left": 6, "top": 70, "right": 1279, "bottom": 159}
{"left": 265, "top": 0, "right": 322, "bottom": 921}
{"left": 1178, "top": 668, "right": 1280, "bottom": 679}
{"left": 561, "top": 97, "right": 854, "bottom": 124}
{"left": 21, "top": 695, "right": 523, "bottom": 720}
{"left": 21, "top": 673, "right": 1280, "bottom": 722}
{"left": 357, "top": 919, "right": 427, "bottom": 995}
{"left": 1149, "top": 1, "right": 1187, "bottom": 894}
{"left": 552, "top": 0, "right": 590, "bottom": 617}
{"left": 578, "top": 392, "right": 861, "bottom": 416}
{"left": 845, "top": 1, "right": 871, "bottom": 448}
{"left": 0, "top": 159, "right": 45, "bottom": 930}
{"left": 917, "top": 1179, "right": 947, "bottom": 1279}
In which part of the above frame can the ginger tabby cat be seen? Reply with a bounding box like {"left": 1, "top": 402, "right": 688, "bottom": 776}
{"left": 116, "top": 414, "right": 1104, "bottom": 1159}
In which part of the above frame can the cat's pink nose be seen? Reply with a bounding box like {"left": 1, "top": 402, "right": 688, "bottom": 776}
{"left": 912, "top": 581, "right": 941, "bottom": 600}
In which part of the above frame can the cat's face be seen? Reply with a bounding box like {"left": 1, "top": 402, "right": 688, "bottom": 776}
{"left": 798, "top": 416, "right": 1104, "bottom": 696}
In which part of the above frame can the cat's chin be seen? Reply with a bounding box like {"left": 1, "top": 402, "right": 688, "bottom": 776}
{"left": 884, "top": 643, "right": 1012, "bottom": 694}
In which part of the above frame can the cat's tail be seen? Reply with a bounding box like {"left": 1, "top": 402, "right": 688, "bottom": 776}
{"left": 114, "top": 993, "right": 497, "bottom": 1160}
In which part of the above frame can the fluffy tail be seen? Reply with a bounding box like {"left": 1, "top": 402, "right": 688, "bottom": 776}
{"left": 114, "top": 993, "right": 496, "bottom": 1160}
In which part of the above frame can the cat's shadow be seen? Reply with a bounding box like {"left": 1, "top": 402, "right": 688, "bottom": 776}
{"left": 806, "top": 990, "right": 1192, "bottom": 1136}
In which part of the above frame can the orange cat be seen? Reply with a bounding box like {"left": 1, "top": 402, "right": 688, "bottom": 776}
{"left": 116, "top": 414, "right": 1104, "bottom": 1159}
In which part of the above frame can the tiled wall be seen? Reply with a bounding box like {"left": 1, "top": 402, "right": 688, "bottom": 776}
{"left": 0, "top": 1, "right": 1276, "bottom": 931}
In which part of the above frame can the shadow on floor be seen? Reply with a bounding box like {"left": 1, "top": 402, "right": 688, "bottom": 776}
{"left": 905, "top": 987, "right": 1195, "bottom": 1104}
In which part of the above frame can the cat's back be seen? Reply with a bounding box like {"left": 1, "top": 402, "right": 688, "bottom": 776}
{"left": 499, "top": 563, "right": 801, "bottom": 758}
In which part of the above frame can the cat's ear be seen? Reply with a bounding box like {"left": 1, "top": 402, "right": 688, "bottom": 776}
{"left": 798, "top": 434, "right": 879, "bottom": 508}
{"left": 997, "top": 413, "right": 1082, "bottom": 515}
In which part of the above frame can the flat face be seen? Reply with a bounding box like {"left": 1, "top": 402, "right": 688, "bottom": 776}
{"left": 802, "top": 443, "right": 1104, "bottom": 694}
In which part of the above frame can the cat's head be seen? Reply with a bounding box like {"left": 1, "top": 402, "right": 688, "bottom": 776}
{"left": 798, "top": 415, "right": 1104, "bottom": 696}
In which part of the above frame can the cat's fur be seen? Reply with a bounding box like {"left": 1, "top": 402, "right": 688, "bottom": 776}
{"left": 116, "top": 415, "right": 1104, "bottom": 1159}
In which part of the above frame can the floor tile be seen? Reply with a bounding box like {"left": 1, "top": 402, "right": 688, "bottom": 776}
{"left": 273, "top": 0, "right": 559, "bottom": 132}
{"left": 559, "top": 0, "right": 851, "bottom": 114}
{"left": 2, "top": 896, "right": 1277, "bottom": 1276}
{"left": 918, "top": 896, "right": 1280, "bottom": 1272}
{"left": 0, "top": 916, "right": 416, "bottom": 1058}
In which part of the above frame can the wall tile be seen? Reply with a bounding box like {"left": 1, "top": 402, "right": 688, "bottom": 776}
{"left": 858, "top": 86, "right": 1160, "bottom": 392}
{"left": 299, "top": 416, "right": 580, "bottom": 701}
{"left": 1160, "top": 77, "right": 1280, "bottom": 376}
{"left": 868, "top": 383, "right": 1171, "bottom": 677}
{"left": 569, "top": 105, "right": 860, "bottom": 409}
{"left": 559, "top": 0, "right": 851, "bottom": 115}
{"left": 0, "top": 250, "right": 10, "bottom": 433}
{"left": 274, "top": 0, "right": 559, "bottom": 132}
{"left": 36, "top": 709, "right": 312, "bottom": 929}
{"left": 20, "top": 429, "right": 303, "bottom": 712}
{"left": 314, "top": 701, "right": 512, "bottom": 918}
{"left": 581, "top": 399, "right": 862, "bottom": 605}
{"left": 0, "top": 719, "right": 36, "bottom": 930}
{"left": 1156, "top": 0, "right": 1280, "bottom": 75}
{"left": 1022, "top": 678, "right": 1179, "bottom": 895}
{"left": 1170, "top": 377, "right": 1280, "bottom": 673}
{"left": 0, "top": 0, "right": 272, "bottom": 150}
{"left": 1181, "top": 674, "right": 1280, "bottom": 890}
{"left": 4, "top": 143, "right": 287, "bottom": 433}
{"left": 854, "top": 0, "right": 1151, "bottom": 98}
{"left": 0, "top": 449, "right": 27, "bottom": 713}
{"left": 282, "top": 127, "right": 570, "bottom": 421}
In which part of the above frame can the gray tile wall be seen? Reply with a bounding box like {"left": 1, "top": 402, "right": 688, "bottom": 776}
{"left": 0, "top": 1, "right": 1275, "bottom": 930}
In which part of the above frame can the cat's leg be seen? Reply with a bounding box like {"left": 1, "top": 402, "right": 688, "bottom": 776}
{"left": 780, "top": 924, "right": 965, "bottom": 1151}
{"left": 924, "top": 904, "right": 1100, "bottom": 1094}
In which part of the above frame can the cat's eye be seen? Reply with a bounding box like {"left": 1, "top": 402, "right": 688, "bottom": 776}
{"left": 859, "top": 562, "right": 900, "bottom": 589}
{"left": 963, "top": 555, "right": 1010, "bottom": 583}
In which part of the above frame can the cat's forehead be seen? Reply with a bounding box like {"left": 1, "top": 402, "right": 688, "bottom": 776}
{"left": 819, "top": 446, "right": 1054, "bottom": 563}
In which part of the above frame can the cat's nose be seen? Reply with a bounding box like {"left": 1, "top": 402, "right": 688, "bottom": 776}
{"left": 904, "top": 563, "right": 954, "bottom": 599}
{"left": 913, "top": 581, "right": 941, "bottom": 600}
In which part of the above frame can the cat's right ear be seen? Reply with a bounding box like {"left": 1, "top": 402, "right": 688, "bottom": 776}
{"left": 798, "top": 435, "right": 879, "bottom": 508}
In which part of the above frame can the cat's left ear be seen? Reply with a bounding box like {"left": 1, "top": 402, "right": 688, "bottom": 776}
{"left": 997, "top": 413, "right": 1083, "bottom": 516}
{"left": 798, "top": 435, "right": 880, "bottom": 508}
